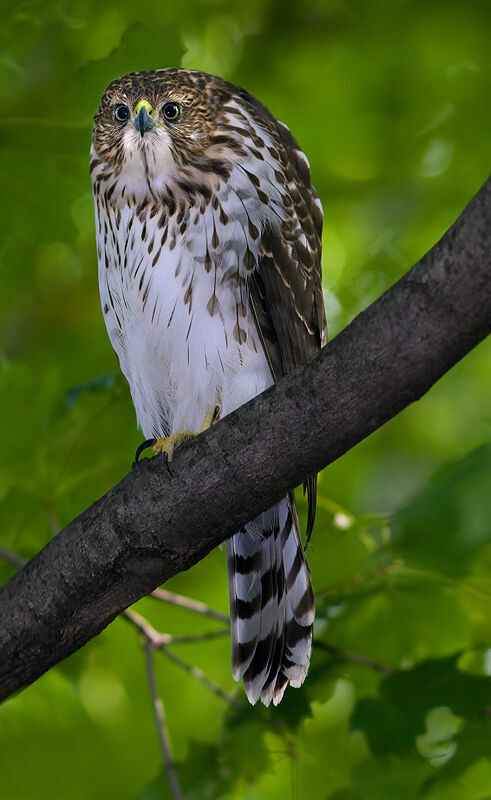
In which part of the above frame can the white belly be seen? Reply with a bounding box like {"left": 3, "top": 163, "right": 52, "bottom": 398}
{"left": 98, "top": 205, "right": 272, "bottom": 439}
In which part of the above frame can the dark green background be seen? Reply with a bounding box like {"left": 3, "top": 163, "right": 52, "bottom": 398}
{"left": 0, "top": 1, "right": 490, "bottom": 798}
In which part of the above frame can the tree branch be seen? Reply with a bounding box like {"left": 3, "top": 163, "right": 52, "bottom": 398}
{"left": 0, "top": 177, "right": 489, "bottom": 703}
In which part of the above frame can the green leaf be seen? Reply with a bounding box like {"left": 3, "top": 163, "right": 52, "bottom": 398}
{"left": 352, "top": 654, "right": 491, "bottom": 756}
{"left": 393, "top": 445, "right": 491, "bottom": 576}
{"left": 135, "top": 770, "right": 174, "bottom": 800}
{"left": 423, "top": 718, "right": 491, "bottom": 792}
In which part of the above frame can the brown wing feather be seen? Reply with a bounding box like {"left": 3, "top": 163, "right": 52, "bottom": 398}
{"left": 249, "top": 118, "right": 327, "bottom": 541}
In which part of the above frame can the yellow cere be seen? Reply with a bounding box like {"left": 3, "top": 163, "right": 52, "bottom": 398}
{"left": 133, "top": 99, "right": 154, "bottom": 116}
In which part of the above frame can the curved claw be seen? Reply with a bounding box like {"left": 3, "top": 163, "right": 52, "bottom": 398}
{"left": 134, "top": 438, "right": 157, "bottom": 465}
{"left": 161, "top": 450, "right": 173, "bottom": 477}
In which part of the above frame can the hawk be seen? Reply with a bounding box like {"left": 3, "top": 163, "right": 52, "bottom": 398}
{"left": 91, "top": 69, "right": 327, "bottom": 706}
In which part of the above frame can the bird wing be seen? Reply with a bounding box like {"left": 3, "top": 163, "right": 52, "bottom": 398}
{"left": 249, "top": 119, "right": 327, "bottom": 540}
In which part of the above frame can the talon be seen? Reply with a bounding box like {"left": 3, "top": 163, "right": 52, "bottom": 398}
{"left": 199, "top": 403, "right": 222, "bottom": 433}
{"left": 153, "top": 431, "right": 195, "bottom": 462}
{"left": 134, "top": 438, "right": 157, "bottom": 464}
{"left": 161, "top": 450, "right": 173, "bottom": 476}
{"left": 134, "top": 404, "right": 221, "bottom": 467}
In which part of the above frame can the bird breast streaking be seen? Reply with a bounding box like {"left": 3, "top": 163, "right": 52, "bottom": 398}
{"left": 91, "top": 68, "right": 327, "bottom": 706}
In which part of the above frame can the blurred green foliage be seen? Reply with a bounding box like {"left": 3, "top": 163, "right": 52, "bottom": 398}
{"left": 0, "top": 0, "right": 490, "bottom": 798}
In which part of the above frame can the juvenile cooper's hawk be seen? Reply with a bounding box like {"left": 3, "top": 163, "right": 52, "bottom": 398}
{"left": 91, "top": 69, "right": 327, "bottom": 706}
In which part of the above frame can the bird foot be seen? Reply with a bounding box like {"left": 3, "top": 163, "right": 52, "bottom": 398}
{"left": 133, "top": 404, "right": 221, "bottom": 465}
{"left": 153, "top": 430, "right": 195, "bottom": 462}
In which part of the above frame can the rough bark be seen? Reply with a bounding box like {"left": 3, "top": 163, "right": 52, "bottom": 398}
{"left": 0, "top": 177, "right": 489, "bottom": 703}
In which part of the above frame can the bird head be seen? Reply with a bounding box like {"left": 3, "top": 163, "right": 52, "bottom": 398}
{"left": 91, "top": 69, "right": 250, "bottom": 206}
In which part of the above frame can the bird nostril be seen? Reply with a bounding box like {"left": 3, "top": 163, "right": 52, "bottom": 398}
{"left": 134, "top": 99, "right": 154, "bottom": 117}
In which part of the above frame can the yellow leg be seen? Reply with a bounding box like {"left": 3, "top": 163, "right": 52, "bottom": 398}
{"left": 152, "top": 403, "right": 222, "bottom": 461}
{"left": 199, "top": 403, "right": 222, "bottom": 432}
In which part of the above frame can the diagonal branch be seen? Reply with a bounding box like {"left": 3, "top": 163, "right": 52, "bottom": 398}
{"left": 0, "top": 177, "right": 490, "bottom": 703}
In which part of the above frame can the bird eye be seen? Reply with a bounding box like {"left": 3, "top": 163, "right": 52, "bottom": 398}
{"left": 162, "top": 102, "right": 181, "bottom": 122}
{"left": 114, "top": 104, "right": 130, "bottom": 123}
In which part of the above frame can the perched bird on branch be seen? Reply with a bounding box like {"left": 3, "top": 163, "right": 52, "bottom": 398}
{"left": 91, "top": 68, "right": 326, "bottom": 706}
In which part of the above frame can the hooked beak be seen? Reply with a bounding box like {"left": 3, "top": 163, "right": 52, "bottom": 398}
{"left": 134, "top": 106, "right": 155, "bottom": 137}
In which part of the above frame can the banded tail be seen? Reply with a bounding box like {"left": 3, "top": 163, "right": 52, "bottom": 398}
{"left": 227, "top": 496, "right": 314, "bottom": 706}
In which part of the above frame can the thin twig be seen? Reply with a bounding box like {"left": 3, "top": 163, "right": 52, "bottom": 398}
{"left": 123, "top": 609, "right": 161, "bottom": 643}
{"left": 314, "top": 640, "right": 393, "bottom": 675}
{"left": 151, "top": 588, "right": 229, "bottom": 624}
{"left": 162, "top": 630, "right": 229, "bottom": 645}
{"left": 123, "top": 609, "right": 228, "bottom": 645}
{"left": 316, "top": 561, "right": 400, "bottom": 600}
{"left": 160, "top": 643, "right": 241, "bottom": 708}
{"left": 123, "top": 609, "right": 239, "bottom": 707}
{"left": 42, "top": 504, "right": 62, "bottom": 535}
{"left": 143, "top": 640, "right": 183, "bottom": 800}
{"left": 0, "top": 548, "right": 26, "bottom": 568}
{"left": 167, "top": 629, "right": 229, "bottom": 644}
